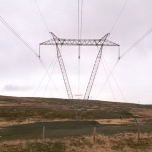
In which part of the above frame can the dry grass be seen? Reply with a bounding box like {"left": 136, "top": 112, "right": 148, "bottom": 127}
{"left": 0, "top": 96, "right": 152, "bottom": 122}
{"left": 0, "top": 133, "right": 152, "bottom": 152}
{"left": 0, "top": 96, "right": 152, "bottom": 151}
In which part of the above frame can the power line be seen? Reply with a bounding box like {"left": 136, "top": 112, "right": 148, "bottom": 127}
{"left": 0, "top": 15, "right": 61, "bottom": 98}
{"left": 101, "top": 59, "right": 116, "bottom": 102}
{"left": 98, "top": 28, "right": 152, "bottom": 101}
{"left": 78, "top": 0, "right": 83, "bottom": 39}
{"left": 34, "top": 0, "right": 50, "bottom": 34}
{"left": 0, "top": 16, "right": 39, "bottom": 57}
{"left": 110, "top": 0, "right": 128, "bottom": 34}
{"left": 39, "top": 58, "right": 62, "bottom": 98}
{"left": 120, "top": 28, "right": 152, "bottom": 58}
{"left": 33, "top": 55, "right": 57, "bottom": 96}
{"left": 102, "top": 57, "right": 127, "bottom": 103}
{"left": 97, "top": 28, "right": 152, "bottom": 101}
{"left": 95, "top": 54, "right": 127, "bottom": 102}
{"left": 78, "top": 0, "right": 80, "bottom": 40}
{"left": 80, "top": 0, "right": 83, "bottom": 39}
{"left": 95, "top": 59, "right": 119, "bottom": 99}
{"left": 43, "top": 57, "right": 57, "bottom": 97}
{"left": 78, "top": 0, "right": 83, "bottom": 95}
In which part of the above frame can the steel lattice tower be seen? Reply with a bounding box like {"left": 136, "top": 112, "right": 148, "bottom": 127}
{"left": 40, "top": 33, "right": 119, "bottom": 100}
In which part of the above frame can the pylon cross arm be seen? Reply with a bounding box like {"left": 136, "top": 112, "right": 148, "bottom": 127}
{"left": 40, "top": 39, "right": 119, "bottom": 46}
{"left": 40, "top": 33, "right": 119, "bottom": 46}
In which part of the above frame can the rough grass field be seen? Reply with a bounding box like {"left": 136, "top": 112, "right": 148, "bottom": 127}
{"left": 1, "top": 133, "right": 152, "bottom": 152}
{"left": 0, "top": 95, "right": 152, "bottom": 151}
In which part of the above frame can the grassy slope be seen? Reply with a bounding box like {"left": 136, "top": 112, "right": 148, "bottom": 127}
{"left": 0, "top": 95, "right": 151, "bottom": 120}
{"left": 0, "top": 95, "right": 152, "bottom": 151}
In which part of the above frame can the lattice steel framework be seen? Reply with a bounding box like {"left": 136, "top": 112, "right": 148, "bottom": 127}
{"left": 40, "top": 34, "right": 119, "bottom": 47}
{"left": 40, "top": 32, "right": 119, "bottom": 100}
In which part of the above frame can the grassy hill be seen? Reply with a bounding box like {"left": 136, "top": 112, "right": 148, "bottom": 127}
{"left": 0, "top": 95, "right": 151, "bottom": 121}
{"left": 0, "top": 95, "right": 152, "bottom": 151}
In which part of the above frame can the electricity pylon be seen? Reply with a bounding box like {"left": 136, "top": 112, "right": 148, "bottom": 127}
{"left": 40, "top": 32, "right": 119, "bottom": 100}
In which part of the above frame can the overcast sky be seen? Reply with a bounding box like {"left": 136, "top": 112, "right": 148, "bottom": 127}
{"left": 0, "top": 0, "right": 152, "bottom": 104}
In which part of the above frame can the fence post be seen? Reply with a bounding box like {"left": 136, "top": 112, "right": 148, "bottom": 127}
{"left": 42, "top": 126, "right": 45, "bottom": 143}
{"left": 93, "top": 127, "right": 96, "bottom": 144}
{"left": 137, "top": 124, "right": 140, "bottom": 141}
{"left": 134, "top": 117, "right": 140, "bottom": 141}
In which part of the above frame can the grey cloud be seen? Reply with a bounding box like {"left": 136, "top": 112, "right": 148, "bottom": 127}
{"left": 3, "top": 85, "right": 33, "bottom": 91}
